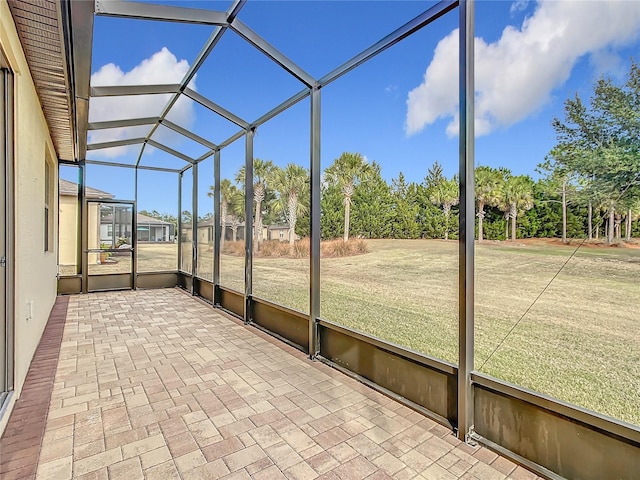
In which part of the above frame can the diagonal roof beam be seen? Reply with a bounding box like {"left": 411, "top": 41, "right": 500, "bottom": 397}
{"left": 194, "top": 151, "right": 215, "bottom": 164}
{"left": 319, "top": 0, "right": 457, "bottom": 87}
{"left": 251, "top": 88, "right": 310, "bottom": 129}
{"left": 147, "top": 139, "right": 195, "bottom": 164}
{"left": 183, "top": 88, "right": 249, "bottom": 130}
{"left": 219, "top": 130, "right": 246, "bottom": 150}
{"left": 91, "top": 84, "right": 180, "bottom": 97}
{"left": 230, "top": 18, "right": 315, "bottom": 88}
{"left": 94, "top": 0, "right": 228, "bottom": 25}
{"left": 88, "top": 117, "right": 160, "bottom": 130}
{"left": 161, "top": 119, "right": 218, "bottom": 151}
{"left": 226, "top": 0, "right": 246, "bottom": 23}
{"left": 87, "top": 137, "right": 145, "bottom": 150}
{"left": 194, "top": 128, "right": 245, "bottom": 165}
{"left": 86, "top": 159, "right": 182, "bottom": 173}
{"left": 135, "top": 24, "right": 230, "bottom": 167}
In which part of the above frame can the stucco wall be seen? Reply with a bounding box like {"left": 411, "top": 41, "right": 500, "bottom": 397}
{"left": 59, "top": 195, "right": 78, "bottom": 268}
{"left": 0, "top": 1, "right": 59, "bottom": 434}
{"left": 88, "top": 202, "right": 99, "bottom": 265}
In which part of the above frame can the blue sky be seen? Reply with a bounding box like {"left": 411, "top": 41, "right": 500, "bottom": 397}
{"left": 62, "top": 0, "right": 640, "bottom": 215}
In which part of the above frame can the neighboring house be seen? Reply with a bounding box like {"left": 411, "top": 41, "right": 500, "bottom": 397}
{"left": 224, "top": 221, "right": 246, "bottom": 242}
{"left": 193, "top": 220, "right": 283, "bottom": 244}
{"left": 59, "top": 179, "right": 114, "bottom": 269}
{"left": 99, "top": 212, "right": 173, "bottom": 244}
{"left": 136, "top": 214, "right": 174, "bottom": 243}
{"left": 197, "top": 218, "right": 215, "bottom": 245}
{"left": 267, "top": 225, "right": 298, "bottom": 243}
{"left": 193, "top": 222, "right": 298, "bottom": 244}
{"left": 60, "top": 180, "right": 173, "bottom": 266}
{"left": 182, "top": 219, "right": 254, "bottom": 244}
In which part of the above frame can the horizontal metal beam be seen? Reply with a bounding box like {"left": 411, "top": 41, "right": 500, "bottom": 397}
{"left": 88, "top": 117, "right": 159, "bottom": 130}
{"left": 251, "top": 88, "right": 310, "bottom": 129}
{"left": 161, "top": 119, "right": 217, "bottom": 150}
{"left": 320, "top": 356, "right": 453, "bottom": 429}
{"left": 317, "top": 318, "right": 458, "bottom": 376}
{"left": 471, "top": 372, "right": 640, "bottom": 444}
{"left": 86, "top": 137, "right": 145, "bottom": 150}
{"left": 230, "top": 18, "right": 315, "bottom": 88}
{"left": 90, "top": 84, "right": 180, "bottom": 97}
{"left": 319, "top": 0, "right": 457, "bottom": 87}
{"left": 195, "top": 150, "right": 215, "bottom": 163}
{"left": 95, "top": 0, "right": 228, "bottom": 25}
{"left": 147, "top": 139, "right": 195, "bottom": 164}
{"left": 218, "top": 129, "right": 245, "bottom": 150}
{"left": 85, "top": 159, "right": 181, "bottom": 173}
{"left": 183, "top": 88, "right": 249, "bottom": 129}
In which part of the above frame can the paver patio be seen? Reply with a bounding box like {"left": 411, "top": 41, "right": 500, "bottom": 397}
{"left": 1, "top": 288, "right": 540, "bottom": 479}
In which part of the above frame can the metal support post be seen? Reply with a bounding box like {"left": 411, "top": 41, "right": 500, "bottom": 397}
{"left": 244, "top": 130, "right": 254, "bottom": 323}
{"left": 458, "top": 0, "right": 475, "bottom": 443}
{"left": 177, "top": 172, "right": 182, "bottom": 274}
{"left": 75, "top": 162, "right": 83, "bottom": 279}
{"left": 213, "top": 149, "right": 221, "bottom": 304}
{"left": 192, "top": 163, "right": 198, "bottom": 294}
{"left": 133, "top": 167, "right": 138, "bottom": 290}
{"left": 309, "top": 86, "right": 321, "bottom": 358}
{"left": 80, "top": 161, "right": 88, "bottom": 294}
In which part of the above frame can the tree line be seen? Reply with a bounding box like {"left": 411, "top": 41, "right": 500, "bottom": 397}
{"left": 142, "top": 62, "right": 639, "bottom": 246}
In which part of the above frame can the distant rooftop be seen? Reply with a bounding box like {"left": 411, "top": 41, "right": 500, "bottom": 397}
{"left": 59, "top": 179, "right": 114, "bottom": 199}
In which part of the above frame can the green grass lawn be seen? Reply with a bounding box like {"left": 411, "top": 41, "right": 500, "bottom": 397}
{"left": 64, "top": 239, "right": 640, "bottom": 425}
{"left": 229, "top": 239, "right": 640, "bottom": 426}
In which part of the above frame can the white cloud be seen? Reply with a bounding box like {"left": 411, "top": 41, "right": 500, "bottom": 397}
{"left": 510, "top": 0, "right": 529, "bottom": 15}
{"left": 405, "top": 0, "right": 640, "bottom": 138}
{"left": 88, "top": 47, "right": 196, "bottom": 159}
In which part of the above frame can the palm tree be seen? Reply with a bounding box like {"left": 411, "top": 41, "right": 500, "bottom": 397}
{"left": 270, "top": 164, "right": 309, "bottom": 244}
{"left": 325, "top": 152, "right": 372, "bottom": 242}
{"left": 429, "top": 177, "right": 459, "bottom": 240}
{"left": 500, "top": 176, "right": 534, "bottom": 241}
{"left": 228, "top": 188, "right": 245, "bottom": 243}
{"left": 208, "top": 179, "right": 236, "bottom": 251}
{"left": 475, "top": 167, "right": 502, "bottom": 242}
{"left": 236, "top": 158, "right": 275, "bottom": 251}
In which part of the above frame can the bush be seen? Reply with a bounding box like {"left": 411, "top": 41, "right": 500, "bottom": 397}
{"left": 320, "top": 238, "right": 369, "bottom": 258}
{"left": 258, "top": 240, "right": 291, "bottom": 257}
{"left": 292, "top": 240, "right": 309, "bottom": 258}
{"left": 219, "top": 238, "right": 368, "bottom": 258}
{"left": 222, "top": 241, "right": 244, "bottom": 256}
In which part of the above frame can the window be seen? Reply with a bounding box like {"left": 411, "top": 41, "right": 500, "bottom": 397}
{"left": 44, "top": 154, "right": 54, "bottom": 251}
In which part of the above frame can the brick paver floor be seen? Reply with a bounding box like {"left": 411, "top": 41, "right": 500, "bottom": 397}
{"left": 5, "top": 288, "right": 541, "bottom": 479}
{"left": 0, "top": 297, "right": 69, "bottom": 479}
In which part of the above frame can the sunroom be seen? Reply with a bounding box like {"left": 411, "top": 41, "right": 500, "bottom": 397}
{"left": 1, "top": 1, "right": 638, "bottom": 479}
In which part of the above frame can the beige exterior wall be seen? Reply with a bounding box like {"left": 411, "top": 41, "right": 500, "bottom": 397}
{"left": 0, "top": 2, "right": 59, "bottom": 434}
{"left": 197, "top": 226, "right": 212, "bottom": 244}
{"left": 88, "top": 202, "right": 99, "bottom": 265}
{"left": 59, "top": 195, "right": 78, "bottom": 267}
{"left": 59, "top": 197, "right": 100, "bottom": 268}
